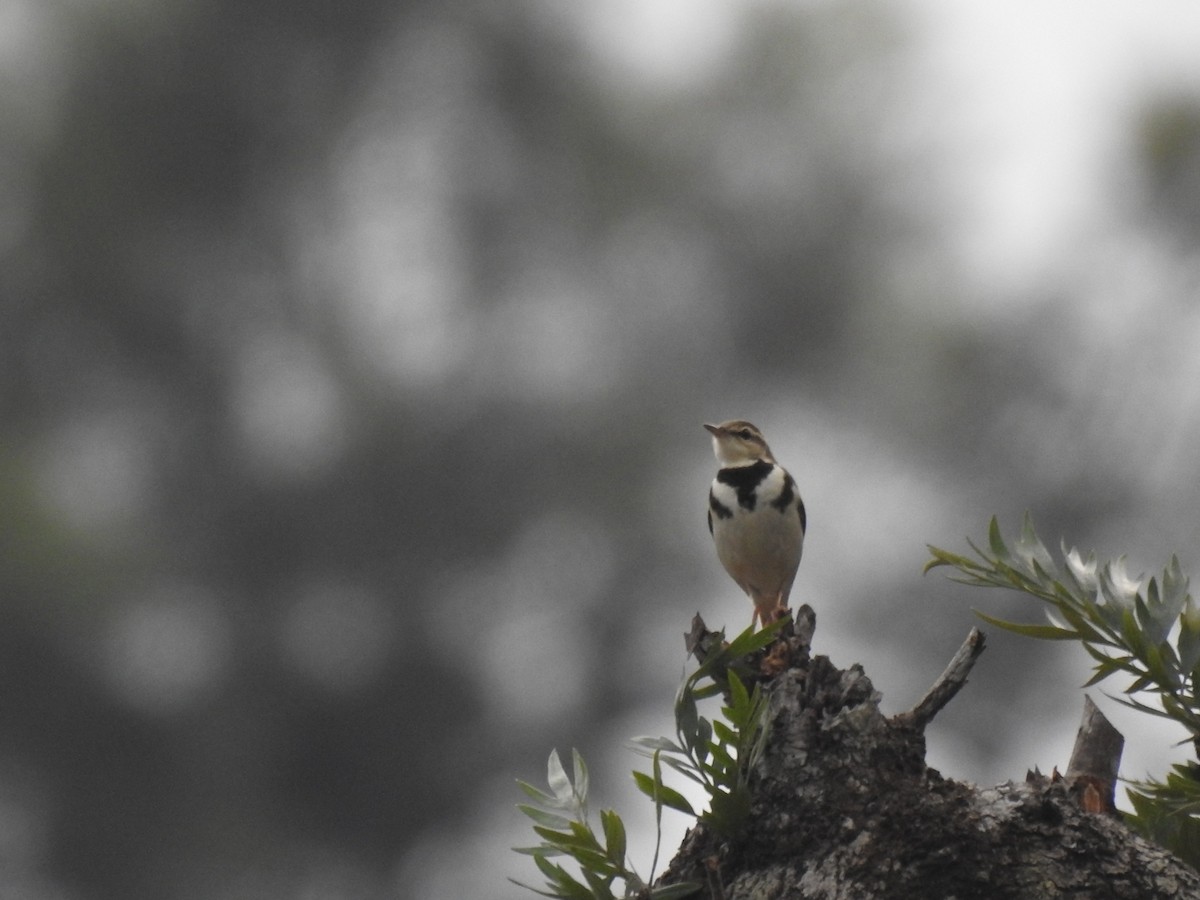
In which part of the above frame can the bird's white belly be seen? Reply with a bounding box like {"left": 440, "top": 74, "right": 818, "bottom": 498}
{"left": 712, "top": 503, "right": 803, "bottom": 600}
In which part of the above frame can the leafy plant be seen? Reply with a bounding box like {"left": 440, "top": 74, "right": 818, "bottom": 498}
{"left": 1127, "top": 763, "right": 1200, "bottom": 857}
{"left": 630, "top": 621, "right": 782, "bottom": 839}
{"left": 512, "top": 748, "right": 698, "bottom": 900}
{"left": 926, "top": 513, "right": 1200, "bottom": 865}
{"left": 512, "top": 620, "right": 783, "bottom": 899}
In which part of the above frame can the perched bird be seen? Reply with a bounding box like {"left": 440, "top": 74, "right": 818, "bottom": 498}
{"left": 704, "top": 420, "right": 807, "bottom": 629}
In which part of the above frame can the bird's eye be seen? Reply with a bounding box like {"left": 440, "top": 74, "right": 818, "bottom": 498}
{"left": 738, "top": 429, "right": 753, "bottom": 440}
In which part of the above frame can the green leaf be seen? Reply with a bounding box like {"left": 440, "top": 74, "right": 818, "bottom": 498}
{"left": 726, "top": 670, "right": 751, "bottom": 720}
{"left": 580, "top": 867, "right": 617, "bottom": 900}
{"left": 1108, "top": 693, "right": 1177, "bottom": 720}
{"left": 1153, "top": 642, "right": 1183, "bottom": 690}
{"left": 1015, "top": 512, "right": 1053, "bottom": 574}
{"left": 1134, "top": 592, "right": 1163, "bottom": 645}
{"left": 631, "top": 770, "right": 696, "bottom": 816}
{"left": 564, "top": 846, "right": 616, "bottom": 875}
{"left": 675, "top": 685, "right": 700, "bottom": 749}
{"left": 746, "top": 711, "right": 772, "bottom": 770}
{"left": 706, "top": 741, "right": 736, "bottom": 775}
{"left": 568, "top": 820, "right": 604, "bottom": 852}
{"left": 704, "top": 785, "right": 751, "bottom": 835}
{"left": 653, "top": 754, "right": 705, "bottom": 785}
{"left": 571, "top": 748, "right": 589, "bottom": 807}
{"left": 1163, "top": 556, "right": 1190, "bottom": 607}
{"left": 1125, "top": 774, "right": 1200, "bottom": 871}
{"left": 1080, "top": 641, "right": 1133, "bottom": 670}
{"left": 600, "top": 809, "right": 626, "bottom": 868}
{"left": 517, "top": 804, "right": 574, "bottom": 830}
{"left": 694, "top": 718, "right": 712, "bottom": 767}
{"left": 1118, "top": 607, "right": 1148, "bottom": 658}
{"left": 518, "top": 779, "right": 566, "bottom": 809}
{"left": 1145, "top": 575, "right": 1161, "bottom": 614}
{"left": 973, "top": 610, "right": 1078, "bottom": 640}
{"left": 728, "top": 616, "right": 788, "bottom": 656}
{"left": 533, "top": 854, "right": 592, "bottom": 899}
{"left": 711, "top": 719, "right": 737, "bottom": 746}
{"left": 1161, "top": 570, "right": 1193, "bottom": 649}
{"left": 513, "top": 844, "right": 568, "bottom": 857}
{"left": 1082, "top": 657, "right": 1127, "bottom": 688}
{"left": 530, "top": 825, "right": 576, "bottom": 848}
{"left": 1178, "top": 600, "right": 1200, "bottom": 673}
{"left": 547, "top": 750, "right": 573, "bottom": 805}
{"left": 988, "top": 515, "right": 1009, "bottom": 561}
{"left": 630, "top": 736, "right": 686, "bottom": 755}
{"left": 923, "top": 546, "right": 978, "bottom": 575}
{"left": 689, "top": 681, "right": 725, "bottom": 701}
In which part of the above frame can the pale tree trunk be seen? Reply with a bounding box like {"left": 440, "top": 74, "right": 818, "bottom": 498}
{"left": 656, "top": 609, "right": 1200, "bottom": 899}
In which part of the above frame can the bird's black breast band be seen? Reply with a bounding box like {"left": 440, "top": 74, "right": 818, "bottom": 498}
{"left": 715, "top": 460, "right": 774, "bottom": 511}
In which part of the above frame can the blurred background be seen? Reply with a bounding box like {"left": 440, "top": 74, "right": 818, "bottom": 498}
{"left": 5, "top": 0, "right": 1200, "bottom": 897}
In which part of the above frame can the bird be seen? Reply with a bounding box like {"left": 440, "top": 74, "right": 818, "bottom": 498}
{"left": 704, "top": 420, "right": 807, "bottom": 630}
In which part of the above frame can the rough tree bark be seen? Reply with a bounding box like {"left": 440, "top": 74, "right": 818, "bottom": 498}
{"left": 656, "top": 607, "right": 1200, "bottom": 900}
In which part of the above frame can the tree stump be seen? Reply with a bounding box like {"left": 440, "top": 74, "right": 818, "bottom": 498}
{"left": 658, "top": 607, "right": 1200, "bottom": 899}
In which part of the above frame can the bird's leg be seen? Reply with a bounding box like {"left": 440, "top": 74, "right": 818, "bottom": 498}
{"left": 764, "top": 596, "right": 789, "bottom": 625}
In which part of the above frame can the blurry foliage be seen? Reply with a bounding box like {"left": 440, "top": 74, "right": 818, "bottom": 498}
{"left": 927, "top": 515, "right": 1200, "bottom": 867}
{"left": 1140, "top": 97, "right": 1200, "bottom": 231}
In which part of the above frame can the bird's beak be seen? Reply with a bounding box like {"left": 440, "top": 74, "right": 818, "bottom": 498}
{"left": 703, "top": 423, "right": 724, "bottom": 437}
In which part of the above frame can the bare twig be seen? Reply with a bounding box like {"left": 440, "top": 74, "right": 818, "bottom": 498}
{"left": 895, "top": 628, "right": 986, "bottom": 731}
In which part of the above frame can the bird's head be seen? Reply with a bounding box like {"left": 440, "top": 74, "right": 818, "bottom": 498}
{"left": 704, "top": 420, "right": 775, "bottom": 466}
